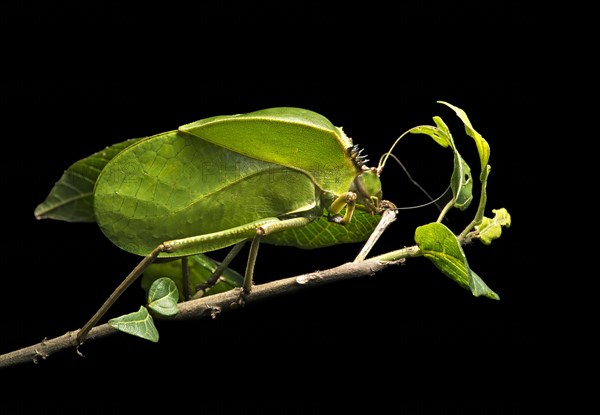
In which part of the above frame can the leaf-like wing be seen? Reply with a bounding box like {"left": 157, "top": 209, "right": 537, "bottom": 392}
{"left": 264, "top": 209, "right": 381, "bottom": 249}
{"left": 34, "top": 138, "right": 142, "bottom": 222}
{"left": 180, "top": 107, "right": 358, "bottom": 196}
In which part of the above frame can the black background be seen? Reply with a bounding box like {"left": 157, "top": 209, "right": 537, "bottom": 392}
{"left": 1, "top": 2, "right": 531, "bottom": 413}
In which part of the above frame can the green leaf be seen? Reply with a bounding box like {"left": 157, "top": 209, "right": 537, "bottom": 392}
{"left": 147, "top": 278, "right": 179, "bottom": 317}
{"left": 433, "top": 116, "right": 473, "bottom": 210}
{"left": 410, "top": 117, "right": 473, "bottom": 211}
{"left": 407, "top": 125, "right": 451, "bottom": 148}
{"left": 438, "top": 101, "right": 491, "bottom": 179}
{"left": 108, "top": 306, "right": 159, "bottom": 342}
{"left": 451, "top": 156, "right": 473, "bottom": 210}
{"left": 34, "top": 138, "right": 142, "bottom": 222}
{"left": 415, "top": 222, "right": 499, "bottom": 300}
{"left": 475, "top": 208, "right": 512, "bottom": 245}
{"left": 468, "top": 268, "right": 498, "bottom": 299}
{"left": 141, "top": 254, "right": 244, "bottom": 301}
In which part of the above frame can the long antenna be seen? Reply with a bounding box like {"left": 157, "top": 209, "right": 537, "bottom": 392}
{"left": 385, "top": 153, "right": 450, "bottom": 213}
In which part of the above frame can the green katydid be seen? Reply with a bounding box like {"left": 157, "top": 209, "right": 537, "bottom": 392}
{"left": 36, "top": 107, "right": 398, "bottom": 343}
{"left": 34, "top": 102, "right": 509, "bottom": 346}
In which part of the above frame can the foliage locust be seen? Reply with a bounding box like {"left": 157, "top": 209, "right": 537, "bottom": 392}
{"left": 35, "top": 102, "right": 511, "bottom": 342}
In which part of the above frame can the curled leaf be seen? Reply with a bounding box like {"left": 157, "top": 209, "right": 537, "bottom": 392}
{"left": 475, "top": 208, "right": 512, "bottom": 245}
{"left": 410, "top": 116, "right": 473, "bottom": 211}
{"left": 147, "top": 278, "right": 179, "bottom": 317}
{"left": 438, "top": 101, "right": 491, "bottom": 178}
{"left": 408, "top": 125, "right": 451, "bottom": 148}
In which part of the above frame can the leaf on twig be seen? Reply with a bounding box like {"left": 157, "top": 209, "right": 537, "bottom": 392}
{"left": 147, "top": 278, "right": 179, "bottom": 317}
{"left": 438, "top": 100, "right": 491, "bottom": 179}
{"left": 108, "top": 306, "right": 159, "bottom": 342}
{"left": 475, "top": 208, "right": 512, "bottom": 245}
{"left": 415, "top": 222, "right": 499, "bottom": 300}
{"left": 410, "top": 117, "right": 473, "bottom": 211}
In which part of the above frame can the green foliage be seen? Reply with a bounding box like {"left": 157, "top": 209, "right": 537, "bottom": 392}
{"left": 475, "top": 208, "right": 512, "bottom": 245}
{"left": 439, "top": 101, "right": 491, "bottom": 178}
{"left": 409, "top": 114, "right": 473, "bottom": 211}
{"left": 146, "top": 277, "right": 179, "bottom": 317}
{"left": 415, "top": 223, "right": 499, "bottom": 300}
{"left": 407, "top": 101, "right": 510, "bottom": 298}
{"left": 109, "top": 278, "right": 180, "bottom": 340}
{"left": 108, "top": 306, "right": 159, "bottom": 342}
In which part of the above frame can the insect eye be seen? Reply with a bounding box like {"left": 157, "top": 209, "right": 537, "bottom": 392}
{"left": 354, "top": 170, "right": 382, "bottom": 201}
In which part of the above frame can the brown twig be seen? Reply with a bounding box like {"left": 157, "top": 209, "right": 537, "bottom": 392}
{"left": 0, "top": 257, "right": 405, "bottom": 369}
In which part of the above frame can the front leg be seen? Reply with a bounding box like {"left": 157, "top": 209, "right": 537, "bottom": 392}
{"left": 328, "top": 192, "right": 357, "bottom": 225}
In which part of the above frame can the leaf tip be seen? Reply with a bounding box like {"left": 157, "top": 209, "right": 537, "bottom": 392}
{"left": 476, "top": 290, "right": 500, "bottom": 301}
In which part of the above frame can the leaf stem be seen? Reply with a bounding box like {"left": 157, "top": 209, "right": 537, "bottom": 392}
{"left": 458, "top": 165, "right": 490, "bottom": 242}
{"left": 436, "top": 198, "right": 455, "bottom": 223}
{"left": 370, "top": 245, "right": 422, "bottom": 262}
